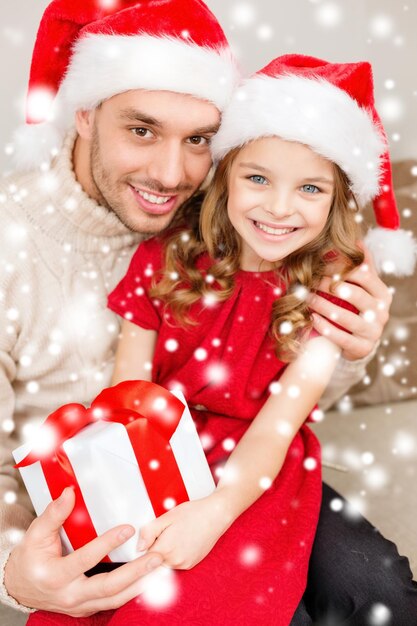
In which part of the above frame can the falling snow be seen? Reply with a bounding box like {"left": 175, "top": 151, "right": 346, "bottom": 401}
{"left": 0, "top": 1, "right": 416, "bottom": 616}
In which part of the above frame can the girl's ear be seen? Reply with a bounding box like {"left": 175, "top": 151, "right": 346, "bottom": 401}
{"left": 75, "top": 109, "right": 95, "bottom": 140}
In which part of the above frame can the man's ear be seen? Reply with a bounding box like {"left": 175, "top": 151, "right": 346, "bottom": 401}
{"left": 75, "top": 109, "right": 95, "bottom": 139}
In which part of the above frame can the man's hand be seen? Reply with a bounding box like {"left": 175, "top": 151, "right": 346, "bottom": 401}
{"left": 307, "top": 244, "right": 392, "bottom": 361}
{"left": 138, "top": 495, "right": 229, "bottom": 570}
{"left": 4, "top": 487, "right": 162, "bottom": 616}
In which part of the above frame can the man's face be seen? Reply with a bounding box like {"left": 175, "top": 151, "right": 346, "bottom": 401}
{"left": 75, "top": 90, "right": 220, "bottom": 234}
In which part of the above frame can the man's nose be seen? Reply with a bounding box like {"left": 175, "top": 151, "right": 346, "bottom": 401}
{"left": 147, "top": 141, "right": 185, "bottom": 191}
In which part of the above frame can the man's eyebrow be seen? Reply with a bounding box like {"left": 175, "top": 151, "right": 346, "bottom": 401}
{"left": 119, "top": 108, "right": 163, "bottom": 127}
{"left": 191, "top": 124, "right": 220, "bottom": 135}
{"left": 239, "top": 162, "right": 273, "bottom": 174}
{"left": 118, "top": 109, "right": 219, "bottom": 135}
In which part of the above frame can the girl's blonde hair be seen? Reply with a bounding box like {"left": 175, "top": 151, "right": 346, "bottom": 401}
{"left": 151, "top": 143, "right": 364, "bottom": 361}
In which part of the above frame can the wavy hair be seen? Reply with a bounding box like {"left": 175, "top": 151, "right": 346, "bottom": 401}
{"left": 151, "top": 145, "right": 364, "bottom": 361}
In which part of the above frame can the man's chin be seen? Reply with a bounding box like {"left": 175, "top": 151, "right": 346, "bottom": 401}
{"left": 121, "top": 209, "right": 178, "bottom": 235}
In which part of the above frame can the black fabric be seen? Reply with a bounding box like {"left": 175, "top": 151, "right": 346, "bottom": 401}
{"left": 291, "top": 483, "right": 417, "bottom": 625}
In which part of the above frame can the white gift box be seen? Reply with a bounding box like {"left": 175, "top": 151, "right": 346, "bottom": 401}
{"left": 13, "top": 390, "right": 215, "bottom": 562}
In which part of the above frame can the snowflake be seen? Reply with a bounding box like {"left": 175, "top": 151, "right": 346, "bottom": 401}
{"left": 379, "top": 95, "right": 404, "bottom": 122}
{"left": 393, "top": 325, "right": 409, "bottom": 341}
{"left": 230, "top": 2, "right": 257, "bottom": 28}
{"left": 19, "top": 354, "right": 32, "bottom": 367}
{"left": 392, "top": 430, "right": 415, "bottom": 456}
{"left": 369, "top": 14, "right": 394, "bottom": 38}
{"left": 280, "top": 321, "right": 293, "bottom": 335}
{"left": 337, "top": 395, "right": 352, "bottom": 413}
{"left": 240, "top": 545, "right": 262, "bottom": 566}
{"left": 361, "top": 451, "right": 374, "bottom": 466}
{"left": 367, "top": 602, "right": 392, "bottom": 625}
{"left": 259, "top": 476, "right": 272, "bottom": 490}
{"left": 152, "top": 396, "right": 168, "bottom": 412}
{"left": 303, "top": 457, "right": 317, "bottom": 471}
{"left": 362, "top": 309, "right": 376, "bottom": 323}
{"left": 29, "top": 423, "right": 57, "bottom": 457}
{"left": 4, "top": 491, "right": 17, "bottom": 504}
{"left": 382, "top": 363, "right": 395, "bottom": 377}
{"left": 194, "top": 347, "right": 207, "bottom": 361}
{"left": 140, "top": 565, "right": 178, "bottom": 609}
{"left": 363, "top": 466, "right": 388, "bottom": 490}
{"left": 222, "top": 437, "right": 235, "bottom": 452}
{"left": 276, "top": 420, "right": 293, "bottom": 438}
{"left": 287, "top": 385, "right": 300, "bottom": 399}
{"left": 315, "top": 2, "right": 343, "bottom": 28}
{"left": 311, "top": 408, "right": 324, "bottom": 422}
{"left": 163, "top": 497, "right": 176, "bottom": 510}
{"left": 165, "top": 338, "right": 179, "bottom": 352}
{"left": 26, "top": 381, "right": 39, "bottom": 394}
{"left": 2, "top": 418, "right": 15, "bottom": 433}
{"left": 257, "top": 24, "right": 273, "bottom": 40}
{"left": 97, "top": 0, "right": 118, "bottom": 9}
{"left": 343, "top": 496, "right": 366, "bottom": 520}
{"left": 205, "top": 362, "right": 228, "bottom": 384}
{"left": 329, "top": 497, "right": 344, "bottom": 512}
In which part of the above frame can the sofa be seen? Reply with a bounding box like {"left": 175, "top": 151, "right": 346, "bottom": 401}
{"left": 313, "top": 159, "right": 417, "bottom": 580}
{"left": 2, "top": 160, "right": 416, "bottom": 625}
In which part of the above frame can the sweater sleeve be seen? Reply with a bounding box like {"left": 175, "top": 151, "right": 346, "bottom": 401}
{"left": 312, "top": 289, "right": 376, "bottom": 411}
{"left": 0, "top": 277, "right": 36, "bottom": 612}
{"left": 319, "top": 345, "right": 378, "bottom": 412}
{"left": 108, "top": 238, "right": 164, "bottom": 331}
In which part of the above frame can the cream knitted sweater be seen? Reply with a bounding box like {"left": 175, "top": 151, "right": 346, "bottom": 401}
{"left": 0, "top": 132, "right": 371, "bottom": 612}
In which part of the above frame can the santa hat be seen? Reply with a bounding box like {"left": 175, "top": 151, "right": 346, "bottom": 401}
{"left": 12, "top": 0, "right": 239, "bottom": 171}
{"left": 211, "top": 54, "right": 416, "bottom": 277}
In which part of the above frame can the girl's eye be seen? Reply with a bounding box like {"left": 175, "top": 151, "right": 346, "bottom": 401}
{"left": 249, "top": 175, "right": 268, "bottom": 185}
{"left": 131, "top": 127, "right": 152, "bottom": 138}
{"left": 301, "top": 184, "right": 320, "bottom": 194}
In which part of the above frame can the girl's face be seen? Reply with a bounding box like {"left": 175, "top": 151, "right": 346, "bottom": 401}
{"left": 227, "top": 136, "right": 335, "bottom": 271}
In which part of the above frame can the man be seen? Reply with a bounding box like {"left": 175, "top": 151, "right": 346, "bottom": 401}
{"left": 1, "top": 0, "right": 410, "bottom": 622}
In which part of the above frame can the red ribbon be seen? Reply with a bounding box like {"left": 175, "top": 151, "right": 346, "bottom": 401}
{"left": 16, "top": 381, "right": 189, "bottom": 561}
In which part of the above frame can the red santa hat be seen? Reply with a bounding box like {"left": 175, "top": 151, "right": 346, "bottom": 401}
{"left": 211, "top": 54, "right": 416, "bottom": 277}
{"left": 12, "top": 0, "right": 239, "bottom": 171}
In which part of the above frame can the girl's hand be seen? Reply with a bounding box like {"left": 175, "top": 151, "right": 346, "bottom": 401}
{"left": 138, "top": 494, "right": 231, "bottom": 570}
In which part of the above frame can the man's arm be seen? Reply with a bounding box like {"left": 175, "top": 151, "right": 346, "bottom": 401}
{"left": 1, "top": 320, "right": 162, "bottom": 615}
{"left": 308, "top": 245, "right": 391, "bottom": 409}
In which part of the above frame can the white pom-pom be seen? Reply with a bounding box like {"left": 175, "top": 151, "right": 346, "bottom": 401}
{"left": 364, "top": 227, "right": 417, "bottom": 276}
{"left": 11, "top": 123, "right": 64, "bottom": 171}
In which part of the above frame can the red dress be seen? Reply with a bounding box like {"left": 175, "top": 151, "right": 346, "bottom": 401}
{"left": 28, "top": 236, "right": 323, "bottom": 626}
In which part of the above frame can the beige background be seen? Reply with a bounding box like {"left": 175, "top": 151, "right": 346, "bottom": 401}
{"left": 1, "top": 0, "right": 417, "bottom": 172}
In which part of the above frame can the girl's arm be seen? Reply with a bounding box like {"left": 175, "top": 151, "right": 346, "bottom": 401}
{"left": 111, "top": 319, "right": 157, "bottom": 385}
{"left": 139, "top": 335, "right": 340, "bottom": 569}
{"left": 214, "top": 335, "right": 340, "bottom": 522}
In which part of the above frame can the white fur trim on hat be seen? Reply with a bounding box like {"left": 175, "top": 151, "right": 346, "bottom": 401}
{"left": 364, "top": 227, "right": 417, "bottom": 276}
{"left": 57, "top": 34, "right": 238, "bottom": 126}
{"left": 211, "top": 74, "right": 386, "bottom": 206}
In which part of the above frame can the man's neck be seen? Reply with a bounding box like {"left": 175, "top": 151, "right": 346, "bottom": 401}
{"left": 72, "top": 134, "right": 101, "bottom": 203}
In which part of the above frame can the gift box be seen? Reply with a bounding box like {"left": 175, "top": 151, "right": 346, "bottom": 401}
{"left": 13, "top": 380, "right": 215, "bottom": 562}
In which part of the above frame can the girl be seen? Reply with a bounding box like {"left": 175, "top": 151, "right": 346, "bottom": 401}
{"left": 106, "top": 56, "right": 409, "bottom": 625}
